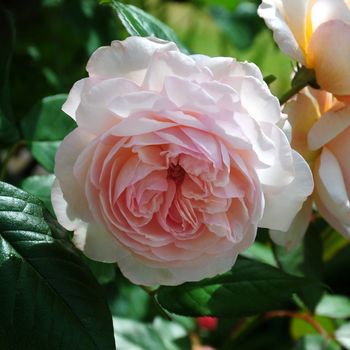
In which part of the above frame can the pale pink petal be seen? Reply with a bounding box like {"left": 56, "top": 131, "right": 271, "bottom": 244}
{"left": 256, "top": 123, "right": 295, "bottom": 187}
{"left": 258, "top": 0, "right": 306, "bottom": 64}
{"left": 311, "top": 0, "right": 350, "bottom": 31}
{"left": 54, "top": 128, "right": 96, "bottom": 223}
{"left": 192, "top": 55, "right": 264, "bottom": 82}
{"left": 75, "top": 78, "right": 141, "bottom": 133}
{"left": 308, "top": 105, "right": 350, "bottom": 150}
{"left": 328, "top": 127, "right": 350, "bottom": 194}
{"left": 143, "top": 51, "right": 208, "bottom": 91}
{"left": 62, "top": 78, "right": 89, "bottom": 119}
{"left": 270, "top": 197, "right": 313, "bottom": 250}
{"left": 224, "top": 76, "right": 281, "bottom": 124}
{"left": 315, "top": 148, "right": 350, "bottom": 228}
{"left": 259, "top": 151, "right": 314, "bottom": 231}
{"left": 51, "top": 179, "right": 83, "bottom": 231}
{"left": 308, "top": 20, "right": 350, "bottom": 96}
{"left": 86, "top": 36, "right": 178, "bottom": 84}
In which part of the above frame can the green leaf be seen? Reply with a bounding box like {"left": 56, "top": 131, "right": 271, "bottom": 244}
{"left": 113, "top": 317, "right": 190, "bottom": 350}
{"left": 0, "top": 181, "right": 115, "bottom": 350}
{"left": 241, "top": 241, "right": 276, "bottom": 266}
{"left": 84, "top": 258, "right": 116, "bottom": 285}
{"left": 293, "top": 335, "right": 341, "bottom": 350}
{"left": 156, "top": 257, "right": 311, "bottom": 317}
{"left": 273, "top": 228, "right": 324, "bottom": 311}
{"left": 30, "top": 140, "right": 61, "bottom": 172}
{"left": 210, "top": 3, "right": 263, "bottom": 50}
{"left": 315, "top": 294, "right": 350, "bottom": 319}
{"left": 335, "top": 323, "right": 350, "bottom": 349}
{"left": 108, "top": 271, "right": 150, "bottom": 320}
{"left": 105, "top": 1, "right": 189, "bottom": 53}
{"left": 20, "top": 95, "right": 76, "bottom": 171}
{"left": 20, "top": 174, "right": 55, "bottom": 214}
{"left": 0, "top": 9, "right": 19, "bottom": 144}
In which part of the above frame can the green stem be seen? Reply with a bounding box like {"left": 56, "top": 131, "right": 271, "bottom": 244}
{"left": 279, "top": 82, "right": 308, "bottom": 106}
{"left": 0, "top": 140, "right": 23, "bottom": 181}
{"left": 279, "top": 66, "right": 317, "bottom": 105}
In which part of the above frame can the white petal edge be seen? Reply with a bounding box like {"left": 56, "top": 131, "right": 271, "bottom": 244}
{"left": 259, "top": 150, "right": 314, "bottom": 231}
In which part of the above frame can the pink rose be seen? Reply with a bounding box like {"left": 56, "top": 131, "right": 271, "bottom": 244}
{"left": 52, "top": 37, "right": 313, "bottom": 285}
{"left": 258, "top": 0, "right": 350, "bottom": 98}
{"left": 271, "top": 88, "right": 350, "bottom": 249}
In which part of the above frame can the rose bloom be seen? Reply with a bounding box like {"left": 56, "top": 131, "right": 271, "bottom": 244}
{"left": 258, "top": 0, "right": 350, "bottom": 99}
{"left": 271, "top": 87, "right": 350, "bottom": 249}
{"left": 52, "top": 36, "right": 313, "bottom": 286}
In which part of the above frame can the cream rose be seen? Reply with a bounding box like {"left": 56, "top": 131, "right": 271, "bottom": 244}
{"left": 258, "top": 0, "right": 350, "bottom": 98}
{"left": 52, "top": 36, "right": 313, "bottom": 286}
{"left": 271, "top": 88, "right": 350, "bottom": 249}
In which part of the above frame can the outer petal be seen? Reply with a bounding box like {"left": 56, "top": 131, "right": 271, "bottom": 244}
{"left": 308, "top": 104, "right": 350, "bottom": 150}
{"left": 62, "top": 78, "right": 90, "bottom": 120}
{"left": 269, "top": 197, "right": 313, "bottom": 250}
{"left": 308, "top": 20, "right": 350, "bottom": 96}
{"left": 51, "top": 179, "right": 83, "bottom": 231}
{"left": 311, "top": 0, "right": 350, "bottom": 31}
{"left": 86, "top": 36, "right": 178, "bottom": 84}
{"left": 54, "top": 128, "right": 96, "bottom": 224}
{"left": 224, "top": 76, "right": 282, "bottom": 124}
{"left": 284, "top": 88, "right": 327, "bottom": 163}
{"left": 73, "top": 222, "right": 257, "bottom": 286}
{"left": 314, "top": 148, "right": 350, "bottom": 238}
{"left": 259, "top": 151, "right": 314, "bottom": 231}
{"left": 258, "top": 0, "right": 306, "bottom": 64}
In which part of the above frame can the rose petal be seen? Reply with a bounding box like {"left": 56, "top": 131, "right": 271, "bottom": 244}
{"left": 315, "top": 148, "right": 350, "bottom": 227}
{"left": 87, "top": 36, "right": 178, "bottom": 84}
{"left": 259, "top": 151, "right": 314, "bottom": 231}
{"left": 308, "top": 104, "right": 350, "bottom": 150}
{"left": 270, "top": 197, "right": 313, "bottom": 250}
{"left": 308, "top": 20, "right": 350, "bottom": 96}
{"left": 258, "top": 0, "right": 306, "bottom": 64}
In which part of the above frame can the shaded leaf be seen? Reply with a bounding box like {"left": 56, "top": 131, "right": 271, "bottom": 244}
{"left": 104, "top": 1, "right": 189, "bottom": 53}
{"left": 156, "top": 258, "right": 312, "bottom": 317}
{"left": 20, "top": 95, "right": 75, "bottom": 172}
{"left": 0, "top": 8, "right": 19, "bottom": 144}
{"left": 20, "top": 174, "right": 55, "bottom": 214}
{"left": 84, "top": 258, "right": 116, "bottom": 285}
{"left": 0, "top": 181, "right": 115, "bottom": 350}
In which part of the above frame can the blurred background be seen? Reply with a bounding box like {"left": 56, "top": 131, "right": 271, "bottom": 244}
{"left": 2, "top": 1, "right": 348, "bottom": 349}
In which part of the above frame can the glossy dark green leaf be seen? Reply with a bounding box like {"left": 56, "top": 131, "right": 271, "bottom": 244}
{"left": 113, "top": 317, "right": 190, "bottom": 350}
{"left": 20, "top": 174, "right": 55, "bottom": 214}
{"left": 0, "top": 181, "right": 115, "bottom": 350}
{"left": 0, "top": 8, "right": 19, "bottom": 144}
{"left": 156, "top": 258, "right": 311, "bottom": 317}
{"left": 104, "top": 1, "right": 189, "bottom": 53}
{"left": 20, "top": 95, "right": 76, "bottom": 171}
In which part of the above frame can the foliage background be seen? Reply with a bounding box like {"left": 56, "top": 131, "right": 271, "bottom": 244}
{"left": 1, "top": 0, "right": 350, "bottom": 349}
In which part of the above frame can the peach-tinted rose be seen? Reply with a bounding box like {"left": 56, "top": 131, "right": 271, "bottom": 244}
{"left": 258, "top": 0, "right": 350, "bottom": 98}
{"left": 52, "top": 37, "right": 313, "bottom": 285}
{"left": 271, "top": 87, "right": 350, "bottom": 248}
